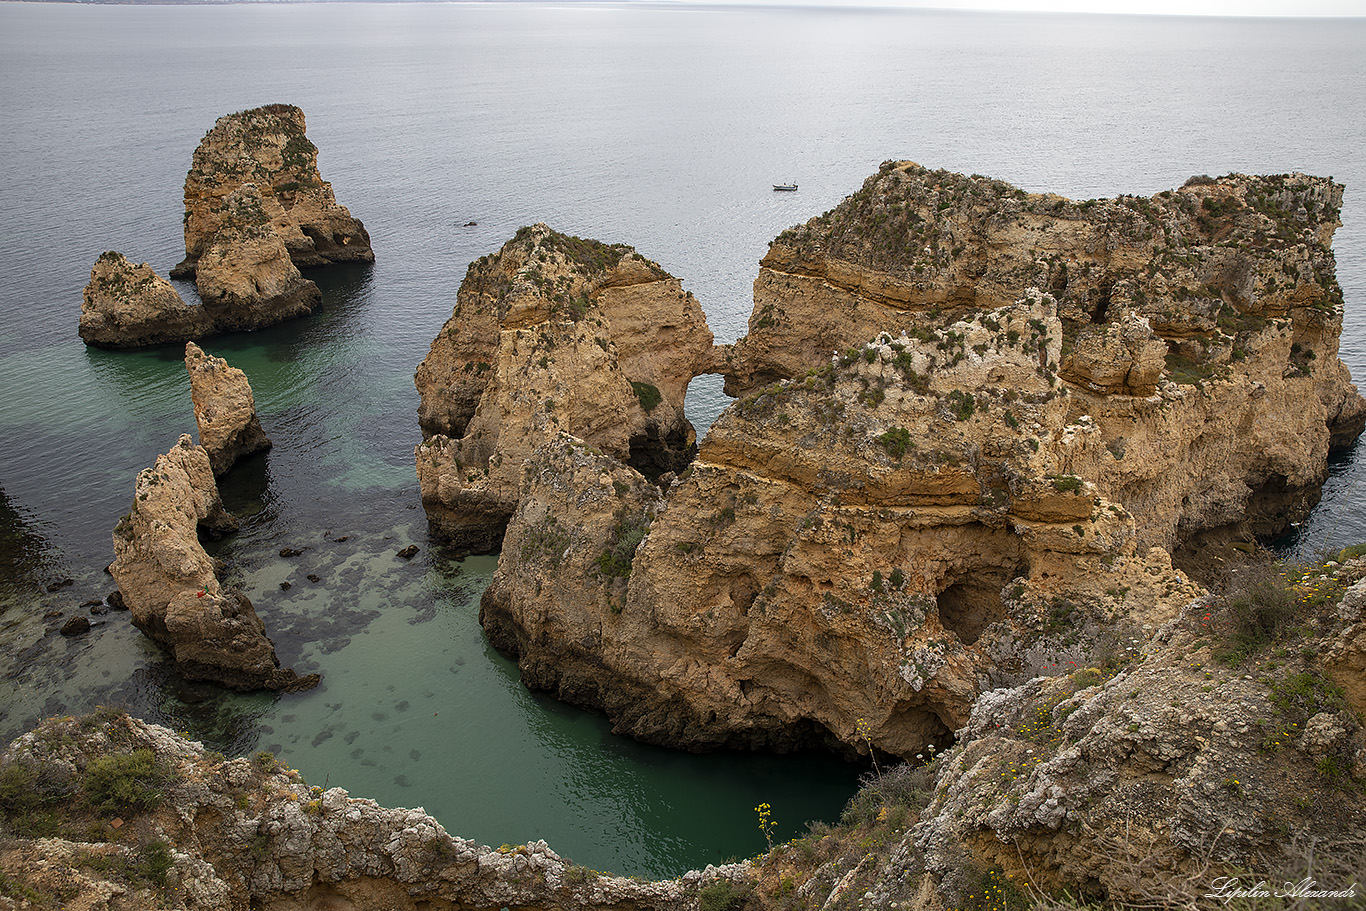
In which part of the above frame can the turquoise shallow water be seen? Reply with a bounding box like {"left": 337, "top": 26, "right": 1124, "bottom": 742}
{"left": 2, "top": 0, "right": 1365, "bottom": 878}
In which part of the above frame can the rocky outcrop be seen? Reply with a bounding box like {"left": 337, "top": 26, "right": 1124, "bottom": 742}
{"left": 79, "top": 252, "right": 212, "bottom": 348}
{"left": 0, "top": 712, "right": 739, "bottom": 911}
{"left": 185, "top": 342, "right": 272, "bottom": 476}
{"left": 173, "top": 103, "right": 373, "bottom": 277}
{"left": 415, "top": 224, "right": 714, "bottom": 550}
{"left": 193, "top": 184, "right": 322, "bottom": 330}
{"left": 724, "top": 163, "right": 1365, "bottom": 553}
{"left": 482, "top": 292, "right": 1203, "bottom": 758}
{"left": 109, "top": 435, "right": 316, "bottom": 692}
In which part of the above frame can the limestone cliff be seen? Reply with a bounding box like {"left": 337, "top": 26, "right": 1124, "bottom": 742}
{"left": 79, "top": 252, "right": 212, "bottom": 349}
{"left": 482, "top": 292, "right": 1202, "bottom": 758}
{"left": 172, "top": 103, "right": 373, "bottom": 277}
{"left": 415, "top": 224, "right": 714, "bottom": 550}
{"left": 0, "top": 712, "right": 738, "bottom": 911}
{"left": 186, "top": 342, "right": 272, "bottom": 476}
{"left": 109, "top": 435, "right": 316, "bottom": 693}
{"left": 193, "top": 184, "right": 322, "bottom": 331}
{"left": 747, "top": 556, "right": 1366, "bottom": 911}
{"left": 725, "top": 163, "right": 1365, "bottom": 553}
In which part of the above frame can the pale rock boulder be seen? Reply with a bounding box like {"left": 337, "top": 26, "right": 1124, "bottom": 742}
{"left": 78, "top": 251, "right": 212, "bottom": 348}
{"left": 173, "top": 102, "right": 373, "bottom": 276}
{"left": 185, "top": 341, "right": 272, "bottom": 475}
{"left": 194, "top": 183, "right": 322, "bottom": 330}
{"left": 110, "top": 434, "right": 317, "bottom": 692}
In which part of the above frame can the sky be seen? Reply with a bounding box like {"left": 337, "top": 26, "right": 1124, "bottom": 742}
{"left": 673, "top": 0, "right": 1366, "bottom": 15}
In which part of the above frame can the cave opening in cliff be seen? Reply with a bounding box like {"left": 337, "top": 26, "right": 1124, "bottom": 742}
{"left": 936, "top": 568, "right": 1016, "bottom": 646}
{"left": 626, "top": 424, "right": 697, "bottom": 481}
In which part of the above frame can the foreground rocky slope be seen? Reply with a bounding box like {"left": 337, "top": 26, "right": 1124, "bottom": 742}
{"left": 415, "top": 223, "right": 715, "bottom": 550}
{"left": 3, "top": 558, "right": 1362, "bottom": 909}
{"left": 172, "top": 103, "right": 373, "bottom": 277}
{"left": 0, "top": 712, "right": 736, "bottom": 911}
{"left": 743, "top": 553, "right": 1366, "bottom": 911}
{"left": 109, "top": 435, "right": 315, "bottom": 693}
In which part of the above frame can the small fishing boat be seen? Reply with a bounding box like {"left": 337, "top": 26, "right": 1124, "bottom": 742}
{"left": 772, "top": 182, "right": 798, "bottom": 192}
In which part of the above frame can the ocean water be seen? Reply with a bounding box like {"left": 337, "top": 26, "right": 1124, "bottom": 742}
{"left": 1, "top": 0, "right": 1364, "bottom": 877}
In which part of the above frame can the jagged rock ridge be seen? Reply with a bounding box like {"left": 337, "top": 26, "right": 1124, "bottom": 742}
{"left": 0, "top": 712, "right": 739, "bottom": 911}
{"left": 415, "top": 223, "right": 716, "bottom": 551}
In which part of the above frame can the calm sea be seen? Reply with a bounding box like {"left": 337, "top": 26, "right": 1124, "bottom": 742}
{"left": 1, "top": 0, "right": 1364, "bottom": 876}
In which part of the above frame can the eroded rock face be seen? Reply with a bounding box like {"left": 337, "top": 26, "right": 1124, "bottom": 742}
{"left": 726, "top": 163, "right": 1365, "bottom": 553}
{"left": 483, "top": 292, "right": 1203, "bottom": 758}
{"left": 79, "top": 251, "right": 212, "bottom": 348}
{"left": 907, "top": 568, "right": 1366, "bottom": 907}
{"left": 110, "top": 435, "right": 316, "bottom": 692}
{"left": 415, "top": 224, "right": 714, "bottom": 550}
{"left": 193, "top": 184, "right": 322, "bottom": 331}
{"left": 186, "top": 342, "right": 272, "bottom": 475}
{"left": 173, "top": 103, "right": 373, "bottom": 277}
{"left": 434, "top": 165, "right": 1363, "bottom": 760}
{"left": 0, "top": 713, "right": 739, "bottom": 911}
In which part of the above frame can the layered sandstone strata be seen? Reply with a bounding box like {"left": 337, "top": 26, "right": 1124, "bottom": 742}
{"left": 173, "top": 103, "right": 373, "bottom": 277}
{"left": 415, "top": 224, "right": 715, "bottom": 550}
{"left": 185, "top": 342, "right": 272, "bottom": 475}
{"left": 78, "top": 251, "right": 212, "bottom": 348}
{"left": 482, "top": 292, "right": 1205, "bottom": 758}
{"left": 110, "top": 435, "right": 316, "bottom": 692}
{"left": 724, "top": 163, "right": 1365, "bottom": 551}
{"left": 193, "top": 184, "right": 322, "bottom": 330}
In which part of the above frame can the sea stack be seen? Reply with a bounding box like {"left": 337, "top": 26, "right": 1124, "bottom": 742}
{"left": 110, "top": 434, "right": 317, "bottom": 692}
{"left": 78, "top": 251, "right": 212, "bottom": 348}
{"left": 173, "top": 103, "right": 373, "bottom": 277}
{"left": 193, "top": 183, "right": 322, "bottom": 330}
{"left": 414, "top": 223, "right": 715, "bottom": 551}
{"left": 185, "top": 341, "right": 272, "bottom": 475}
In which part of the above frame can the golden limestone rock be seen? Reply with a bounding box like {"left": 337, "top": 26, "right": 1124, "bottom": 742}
{"left": 78, "top": 251, "right": 212, "bottom": 348}
{"left": 426, "top": 165, "right": 1365, "bottom": 761}
{"left": 193, "top": 183, "right": 321, "bottom": 330}
{"left": 185, "top": 341, "right": 272, "bottom": 476}
{"left": 173, "top": 103, "right": 372, "bottom": 277}
{"left": 415, "top": 224, "right": 714, "bottom": 550}
{"left": 110, "top": 435, "right": 316, "bottom": 692}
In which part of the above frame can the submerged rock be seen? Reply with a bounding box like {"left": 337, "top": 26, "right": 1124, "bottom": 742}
{"left": 185, "top": 341, "right": 272, "bottom": 475}
{"left": 173, "top": 102, "right": 373, "bottom": 277}
{"left": 109, "top": 434, "right": 317, "bottom": 692}
{"left": 78, "top": 251, "right": 212, "bottom": 348}
{"left": 415, "top": 223, "right": 715, "bottom": 550}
